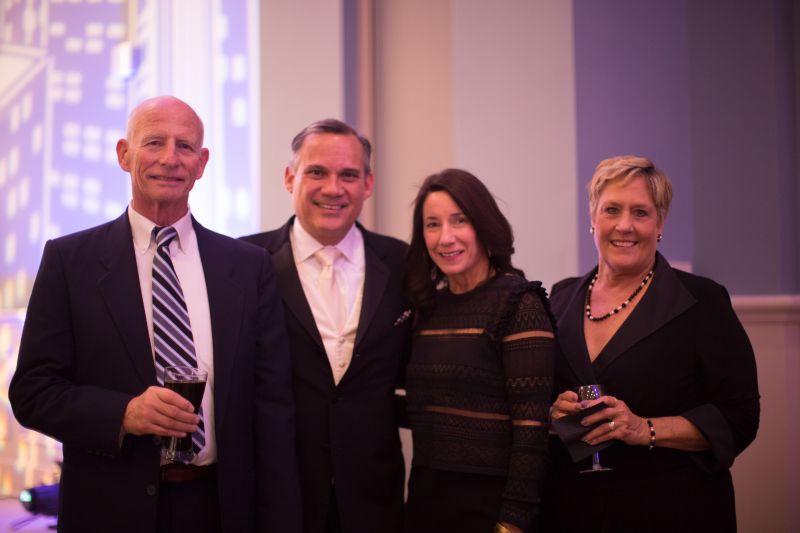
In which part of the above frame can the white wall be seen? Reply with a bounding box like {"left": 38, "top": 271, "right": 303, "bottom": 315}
{"left": 450, "top": 0, "right": 578, "bottom": 288}
{"left": 373, "top": 0, "right": 578, "bottom": 288}
{"left": 373, "top": 0, "right": 456, "bottom": 242}
{"left": 259, "top": 0, "right": 346, "bottom": 232}
{"left": 732, "top": 296, "right": 800, "bottom": 533}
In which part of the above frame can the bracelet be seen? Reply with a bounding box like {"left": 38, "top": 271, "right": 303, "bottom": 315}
{"left": 495, "top": 523, "right": 513, "bottom": 533}
{"left": 646, "top": 418, "right": 656, "bottom": 450}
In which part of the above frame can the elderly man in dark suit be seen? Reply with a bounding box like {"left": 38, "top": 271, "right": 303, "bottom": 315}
{"left": 9, "top": 96, "right": 302, "bottom": 533}
{"left": 241, "top": 119, "right": 410, "bottom": 533}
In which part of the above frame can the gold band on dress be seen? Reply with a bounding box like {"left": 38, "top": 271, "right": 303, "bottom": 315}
{"left": 503, "top": 330, "right": 555, "bottom": 342}
{"left": 495, "top": 523, "right": 513, "bottom": 533}
{"left": 422, "top": 405, "right": 546, "bottom": 427}
{"left": 418, "top": 327, "right": 484, "bottom": 336}
{"left": 418, "top": 328, "right": 555, "bottom": 342}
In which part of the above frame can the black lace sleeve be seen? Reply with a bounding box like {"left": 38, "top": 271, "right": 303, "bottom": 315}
{"left": 497, "top": 281, "right": 555, "bottom": 529}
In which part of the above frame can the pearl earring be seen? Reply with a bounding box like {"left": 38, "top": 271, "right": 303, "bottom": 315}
{"left": 657, "top": 233, "right": 663, "bottom": 242}
{"left": 590, "top": 226, "right": 595, "bottom": 235}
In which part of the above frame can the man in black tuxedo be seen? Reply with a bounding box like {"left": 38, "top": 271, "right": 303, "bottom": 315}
{"left": 9, "top": 96, "right": 301, "bottom": 533}
{"left": 241, "top": 119, "right": 410, "bottom": 533}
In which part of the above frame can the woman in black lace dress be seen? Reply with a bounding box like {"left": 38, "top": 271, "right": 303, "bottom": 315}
{"left": 403, "top": 169, "right": 555, "bottom": 533}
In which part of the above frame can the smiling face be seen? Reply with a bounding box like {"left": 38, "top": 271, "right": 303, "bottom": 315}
{"left": 422, "top": 190, "right": 490, "bottom": 294}
{"left": 117, "top": 97, "right": 209, "bottom": 225}
{"left": 592, "top": 175, "right": 663, "bottom": 279}
{"left": 285, "top": 132, "right": 374, "bottom": 245}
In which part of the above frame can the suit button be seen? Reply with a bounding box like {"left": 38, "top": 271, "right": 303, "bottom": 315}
{"left": 354, "top": 353, "right": 361, "bottom": 358}
{"left": 146, "top": 484, "right": 157, "bottom": 497}
{"left": 152, "top": 436, "right": 162, "bottom": 446}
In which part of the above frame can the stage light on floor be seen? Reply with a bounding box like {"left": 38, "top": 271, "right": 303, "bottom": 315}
{"left": 19, "top": 483, "right": 58, "bottom": 517}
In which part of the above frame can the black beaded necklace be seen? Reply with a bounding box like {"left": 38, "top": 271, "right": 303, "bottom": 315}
{"left": 585, "top": 269, "right": 654, "bottom": 322}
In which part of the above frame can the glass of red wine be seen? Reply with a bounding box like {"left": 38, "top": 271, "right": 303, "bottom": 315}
{"left": 576, "top": 384, "right": 613, "bottom": 473}
{"left": 161, "top": 366, "right": 207, "bottom": 464}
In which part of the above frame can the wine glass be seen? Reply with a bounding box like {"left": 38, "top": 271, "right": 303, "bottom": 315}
{"left": 576, "top": 384, "right": 612, "bottom": 473}
{"left": 161, "top": 366, "right": 207, "bottom": 463}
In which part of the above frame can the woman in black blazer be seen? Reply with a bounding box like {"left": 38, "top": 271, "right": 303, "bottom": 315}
{"left": 542, "top": 156, "right": 759, "bottom": 532}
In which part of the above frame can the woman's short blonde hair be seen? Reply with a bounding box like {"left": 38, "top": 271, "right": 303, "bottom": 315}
{"left": 588, "top": 155, "right": 673, "bottom": 224}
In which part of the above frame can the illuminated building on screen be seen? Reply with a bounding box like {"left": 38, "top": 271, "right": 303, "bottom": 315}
{"left": 0, "top": 0, "right": 260, "bottom": 496}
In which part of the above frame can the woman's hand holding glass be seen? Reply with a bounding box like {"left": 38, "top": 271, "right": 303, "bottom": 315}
{"left": 551, "top": 389, "right": 651, "bottom": 447}
{"left": 550, "top": 389, "right": 582, "bottom": 421}
{"left": 577, "top": 394, "right": 650, "bottom": 447}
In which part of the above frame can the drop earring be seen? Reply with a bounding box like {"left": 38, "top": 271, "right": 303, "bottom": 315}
{"left": 590, "top": 226, "right": 595, "bottom": 235}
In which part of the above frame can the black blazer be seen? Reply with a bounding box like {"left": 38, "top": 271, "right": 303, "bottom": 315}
{"left": 241, "top": 218, "right": 410, "bottom": 533}
{"left": 543, "top": 252, "right": 759, "bottom": 531}
{"left": 10, "top": 211, "right": 302, "bottom": 532}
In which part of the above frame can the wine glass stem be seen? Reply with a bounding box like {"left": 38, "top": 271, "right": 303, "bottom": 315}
{"left": 592, "top": 452, "right": 601, "bottom": 469}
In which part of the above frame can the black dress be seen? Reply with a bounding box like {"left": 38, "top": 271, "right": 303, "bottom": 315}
{"left": 404, "top": 273, "right": 555, "bottom": 532}
{"left": 540, "top": 253, "right": 760, "bottom": 533}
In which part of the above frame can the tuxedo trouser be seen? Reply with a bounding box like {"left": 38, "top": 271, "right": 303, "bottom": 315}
{"left": 327, "top": 485, "right": 342, "bottom": 533}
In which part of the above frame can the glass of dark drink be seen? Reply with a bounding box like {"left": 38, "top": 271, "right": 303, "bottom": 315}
{"left": 161, "top": 365, "right": 207, "bottom": 464}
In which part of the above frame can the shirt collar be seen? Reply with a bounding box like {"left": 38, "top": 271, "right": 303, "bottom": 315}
{"left": 290, "top": 219, "right": 361, "bottom": 264}
{"left": 128, "top": 203, "right": 195, "bottom": 255}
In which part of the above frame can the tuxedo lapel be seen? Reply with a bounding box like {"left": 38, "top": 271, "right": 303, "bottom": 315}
{"left": 593, "top": 253, "right": 697, "bottom": 376}
{"left": 97, "top": 213, "right": 156, "bottom": 386}
{"left": 555, "top": 271, "right": 598, "bottom": 386}
{"left": 195, "top": 221, "right": 244, "bottom": 430}
{"left": 270, "top": 226, "right": 325, "bottom": 351}
{"left": 354, "top": 231, "right": 390, "bottom": 348}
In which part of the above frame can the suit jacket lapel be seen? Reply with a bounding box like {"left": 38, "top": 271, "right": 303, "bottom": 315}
{"left": 354, "top": 229, "right": 390, "bottom": 348}
{"left": 97, "top": 212, "right": 156, "bottom": 386}
{"left": 555, "top": 271, "right": 599, "bottom": 385}
{"left": 593, "top": 253, "right": 697, "bottom": 376}
{"left": 270, "top": 222, "right": 325, "bottom": 351}
{"left": 195, "top": 220, "right": 243, "bottom": 430}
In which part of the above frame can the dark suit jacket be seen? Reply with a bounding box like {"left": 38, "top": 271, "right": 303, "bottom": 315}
{"left": 241, "top": 218, "right": 410, "bottom": 533}
{"left": 10, "top": 211, "right": 302, "bottom": 533}
{"left": 542, "top": 252, "right": 759, "bottom": 531}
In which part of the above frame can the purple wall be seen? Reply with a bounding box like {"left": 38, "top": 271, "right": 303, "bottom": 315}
{"left": 574, "top": 0, "right": 799, "bottom": 294}
{"left": 574, "top": 0, "right": 693, "bottom": 273}
{"left": 687, "top": 0, "right": 798, "bottom": 293}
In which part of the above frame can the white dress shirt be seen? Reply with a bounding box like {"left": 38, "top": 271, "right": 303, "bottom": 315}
{"left": 128, "top": 205, "right": 216, "bottom": 465}
{"left": 290, "top": 220, "right": 365, "bottom": 385}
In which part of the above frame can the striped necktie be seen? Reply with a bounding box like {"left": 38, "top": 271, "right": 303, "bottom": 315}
{"left": 152, "top": 226, "right": 205, "bottom": 454}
